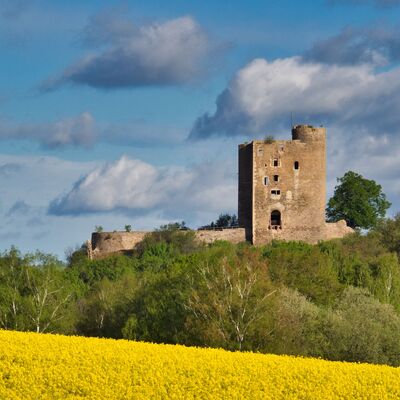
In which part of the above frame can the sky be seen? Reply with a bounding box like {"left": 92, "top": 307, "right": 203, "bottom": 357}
{"left": 2, "top": 0, "right": 400, "bottom": 258}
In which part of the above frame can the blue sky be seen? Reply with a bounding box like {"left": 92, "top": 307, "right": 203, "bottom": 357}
{"left": 2, "top": 0, "right": 400, "bottom": 257}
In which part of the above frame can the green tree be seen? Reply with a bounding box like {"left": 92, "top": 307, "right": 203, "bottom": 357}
{"left": 186, "top": 246, "right": 275, "bottom": 351}
{"left": 76, "top": 274, "right": 138, "bottom": 338}
{"left": 201, "top": 213, "right": 239, "bottom": 229}
{"left": 374, "top": 213, "right": 400, "bottom": 256}
{"left": 322, "top": 287, "right": 400, "bottom": 366}
{"left": 326, "top": 171, "right": 391, "bottom": 229}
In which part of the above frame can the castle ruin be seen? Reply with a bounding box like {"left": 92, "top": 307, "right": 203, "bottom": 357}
{"left": 87, "top": 125, "right": 352, "bottom": 259}
{"left": 239, "top": 125, "right": 352, "bottom": 244}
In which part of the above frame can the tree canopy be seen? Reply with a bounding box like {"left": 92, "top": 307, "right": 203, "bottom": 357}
{"left": 326, "top": 171, "right": 391, "bottom": 229}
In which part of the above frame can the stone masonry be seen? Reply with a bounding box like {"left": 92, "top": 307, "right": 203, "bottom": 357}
{"left": 87, "top": 124, "right": 353, "bottom": 259}
{"left": 238, "top": 125, "right": 353, "bottom": 244}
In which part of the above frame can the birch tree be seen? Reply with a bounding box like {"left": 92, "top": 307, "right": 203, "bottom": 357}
{"left": 187, "top": 247, "right": 276, "bottom": 350}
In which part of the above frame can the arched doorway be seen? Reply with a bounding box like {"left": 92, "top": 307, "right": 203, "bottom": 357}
{"left": 270, "top": 210, "right": 281, "bottom": 229}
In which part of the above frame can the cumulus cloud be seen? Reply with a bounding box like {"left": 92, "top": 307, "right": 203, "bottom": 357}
{"left": 42, "top": 15, "right": 218, "bottom": 90}
{"left": 189, "top": 56, "right": 400, "bottom": 139}
{"left": 48, "top": 156, "right": 236, "bottom": 219}
{"left": 304, "top": 27, "right": 400, "bottom": 66}
{"left": 0, "top": 112, "right": 95, "bottom": 148}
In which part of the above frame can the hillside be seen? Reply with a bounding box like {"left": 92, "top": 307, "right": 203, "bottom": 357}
{"left": 2, "top": 218, "right": 400, "bottom": 366}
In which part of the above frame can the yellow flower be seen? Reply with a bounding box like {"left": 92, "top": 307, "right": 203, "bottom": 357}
{"left": 0, "top": 330, "right": 399, "bottom": 399}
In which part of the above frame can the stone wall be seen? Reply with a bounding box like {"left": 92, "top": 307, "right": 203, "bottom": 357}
{"left": 195, "top": 228, "right": 246, "bottom": 244}
{"left": 88, "top": 228, "right": 247, "bottom": 259}
{"left": 238, "top": 125, "right": 353, "bottom": 245}
{"left": 89, "top": 231, "right": 149, "bottom": 259}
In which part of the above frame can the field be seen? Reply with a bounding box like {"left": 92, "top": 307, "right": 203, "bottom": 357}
{"left": 0, "top": 330, "right": 399, "bottom": 399}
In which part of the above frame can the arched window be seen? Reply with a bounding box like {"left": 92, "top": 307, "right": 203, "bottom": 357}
{"left": 270, "top": 210, "right": 281, "bottom": 228}
{"left": 294, "top": 161, "right": 299, "bottom": 170}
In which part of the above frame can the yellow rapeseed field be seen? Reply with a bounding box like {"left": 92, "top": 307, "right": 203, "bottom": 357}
{"left": 0, "top": 330, "right": 399, "bottom": 399}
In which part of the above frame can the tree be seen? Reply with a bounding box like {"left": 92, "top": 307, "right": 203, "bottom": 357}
{"left": 124, "top": 225, "right": 132, "bottom": 232}
{"left": 374, "top": 213, "right": 400, "bottom": 256}
{"left": 201, "top": 213, "right": 239, "bottom": 229}
{"left": 322, "top": 287, "right": 400, "bottom": 366}
{"left": 326, "top": 171, "right": 391, "bottom": 229}
{"left": 186, "top": 247, "right": 275, "bottom": 351}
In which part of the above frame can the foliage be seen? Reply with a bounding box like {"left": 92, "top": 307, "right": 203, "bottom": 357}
{"left": 263, "top": 241, "right": 342, "bottom": 305}
{"left": 124, "top": 224, "right": 132, "bottom": 232}
{"left": 201, "top": 213, "right": 239, "bottom": 229}
{"left": 322, "top": 287, "right": 400, "bottom": 366}
{"left": 269, "top": 287, "right": 327, "bottom": 357}
{"left": 2, "top": 330, "right": 400, "bottom": 400}
{"left": 135, "top": 222, "right": 200, "bottom": 259}
{"left": 4, "top": 215, "right": 400, "bottom": 365}
{"left": 0, "top": 248, "right": 77, "bottom": 334}
{"left": 264, "top": 134, "right": 275, "bottom": 144}
{"left": 76, "top": 274, "right": 138, "bottom": 338}
{"left": 95, "top": 225, "right": 104, "bottom": 233}
{"left": 326, "top": 171, "right": 391, "bottom": 229}
{"left": 374, "top": 213, "right": 400, "bottom": 256}
{"left": 186, "top": 246, "right": 275, "bottom": 350}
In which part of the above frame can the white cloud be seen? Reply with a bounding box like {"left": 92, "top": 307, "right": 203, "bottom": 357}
{"left": 190, "top": 56, "right": 400, "bottom": 139}
{"left": 48, "top": 155, "right": 237, "bottom": 220}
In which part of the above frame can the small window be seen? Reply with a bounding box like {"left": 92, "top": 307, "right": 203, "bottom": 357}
{"left": 273, "top": 159, "right": 279, "bottom": 167}
{"left": 279, "top": 145, "right": 284, "bottom": 152}
{"left": 273, "top": 175, "right": 279, "bottom": 182}
{"left": 294, "top": 161, "right": 299, "bottom": 170}
{"left": 271, "top": 189, "right": 281, "bottom": 196}
{"left": 263, "top": 176, "right": 269, "bottom": 186}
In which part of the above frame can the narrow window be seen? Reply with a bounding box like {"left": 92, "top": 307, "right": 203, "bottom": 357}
{"left": 271, "top": 189, "right": 281, "bottom": 196}
{"left": 279, "top": 145, "right": 284, "bottom": 151}
{"left": 273, "top": 159, "right": 279, "bottom": 167}
{"left": 294, "top": 161, "right": 299, "bottom": 170}
{"left": 273, "top": 175, "right": 279, "bottom": 182}
{"left": 263, "top": 176, "right": 269, "bottom": 186}
{"left": 270, "top": 210, "right": 281, "bottom": 227}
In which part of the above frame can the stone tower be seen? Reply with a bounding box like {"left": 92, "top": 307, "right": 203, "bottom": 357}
{"left": 238, "top": 125, "right": 352, "bottom": 244}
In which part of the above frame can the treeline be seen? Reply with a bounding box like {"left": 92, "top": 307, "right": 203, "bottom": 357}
{"left": 2, "top": 217, "right": 400, "bottom": 366}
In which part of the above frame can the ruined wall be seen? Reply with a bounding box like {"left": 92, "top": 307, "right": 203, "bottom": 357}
{"left": 195, "top": 228, "right": 246, "bottom": 244}
{"left": 88, "top": 229, "right": 246, "bottom": 259}
{"left": 253, "top": 126, "right": 326, "bottom": 244}
{"left": 323, "top": 220, "right": 354, "bottom": 241}
{"left": 238, "top": 125, "right": 352, "bottom": 245}
{"left": 90, "top": 231, "right": 149, "bottom": 259}
{"left": 88, "top": 125, "right": 353, "bottom": 259}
